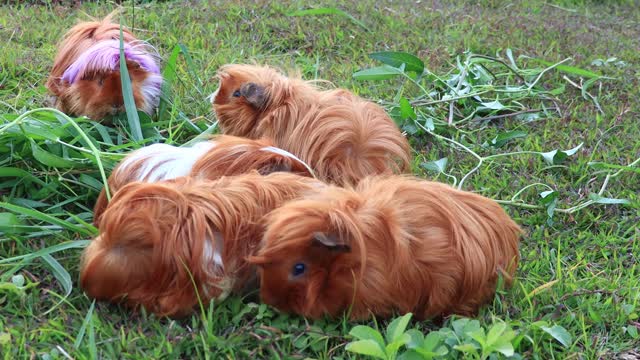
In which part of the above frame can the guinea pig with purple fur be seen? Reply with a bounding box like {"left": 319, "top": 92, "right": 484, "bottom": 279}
{"left": 46, "top": 13, "right": 162, "bottom": 120}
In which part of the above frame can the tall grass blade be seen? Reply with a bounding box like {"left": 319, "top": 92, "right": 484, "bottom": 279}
{"left": 119, "top": 25, "right": 143, "bottom": 142}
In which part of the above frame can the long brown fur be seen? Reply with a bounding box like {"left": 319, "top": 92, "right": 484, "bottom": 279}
{"left": 249, "top": 176, "right": 522, "bottom": 320}
{"left": 212, "top": 64, "right": 411, "bottom": 185}
{"left": 92, "top": 135, "right": 314, "bottom": 225}
{"left": 46, "top": 13, "right": 158, "bottom": 119}
{"left": 81, "top": 172, "right": 323, "bottom": 317}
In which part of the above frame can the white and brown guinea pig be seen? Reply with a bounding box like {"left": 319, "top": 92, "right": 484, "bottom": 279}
{"left": 81, "top": 172, "right": 323, "bottom": 317}
{"left": 46, "top": 12, "right": 162, "bottom": 120}
{"left": 249, "top": 176, "right": 522, "bottom": 320}
{"left": 211, "top": 64, "right": 412, "bottom": 186}
{"left": 92, "top": 135, "right": 314, "bottom": 225}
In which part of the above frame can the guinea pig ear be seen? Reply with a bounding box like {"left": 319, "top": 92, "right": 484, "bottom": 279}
{"left": 312, "top": 232, "right": 351, "bottom": 253}
{"left": 240, "top": 82, "right": 267, "bottom": 109}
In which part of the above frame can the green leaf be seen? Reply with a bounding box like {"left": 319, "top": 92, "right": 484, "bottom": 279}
{"left": 541, "top": 143, "right": 583, "bottom": 165}
{"left": 350, "top": 325, "right": 386, "bottom": 348}
{"left": 30, "top": 140, "right": 78, "bottom": 169}
{"left": 493, "top": 340, "right": 515, "bottom": 357}
{"left": 396, "top": 350, "right": 424, "bottom": 360}
{"left": 0, "top": 212, "right": 22, "bottom": 234}
{"left": 353, "top": 65, "right": 404, "bottom": 81}
{"left": 0, "top": 202, "right": 93, "bottom": 237}
{"left": 345, "top": 339, "right": 387, "bottom": 359}
{"left": 405, "top": 329, "right": 424, "bottom": 349}
{"left": 588, "top": 193, "right": 630, "bottom": 205}
{"left": 119, "top": 26, "right": 143, "bottom": 142}
{"left": 485, "top": 130, "right": 527, "bottom": 148}
{"left": 540, "top": 325, "right": 572, "bottom": 348}
{"left": 480, "top": 100, "right": 506, "bottom": 110}
{"left": 422, "top": 158, "right": 448, "bottom": 174}
{"left": 369, "top": 51, "right": 425, "bottom": 74}
{"left": 41, "top": 254, "right": 72, "bottom": 297}
{"left": 386, "top": 313, "right": 413, "bottom": 343}
{"left": 288, "top": 7, "right": 368, "bottom": 30}
{"left": 12, "top": 274, "right": 25, "bottom": 287}
{"left": 423, "top": 331, "right": 445, "bottom": 352}
{"left": 399, "top": 97, "right": 417, "bottom": 120}
{"left": 486, "top": 322, "right": 507, "bottom": 347}
{"left": 535, "top": 59, "right": 603, "bottom": 78}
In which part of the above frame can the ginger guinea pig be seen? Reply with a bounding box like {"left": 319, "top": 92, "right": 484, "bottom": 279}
{"left": 211, "top": 64, "right": 411, "bottom": 186}
{"left": 81, "top": 172, "right": 323, "bottom": 317}
{"left": 46, "top": 13, "right": 162, "bottom": 120}
{"left": 92, "top": 135, "right": 314, "bottom": 225}
{"left": 249, "top": 176, "right": 522, "bottom": 320}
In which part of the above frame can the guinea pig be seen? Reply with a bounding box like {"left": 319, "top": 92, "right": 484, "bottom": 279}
{"left": 249, "top": 176, "right": 522, "bottom": 320}
{"left": 80, "top": 172, "right": 324, "bottom": 317}
{"left": 211, "top": 64, "right": 411, "bottom": 186}
{"left": 46, "top": 13, "right": 162, "bottom": 120}
{"left": 92, "top": 135, "right": 314, "bottom": 225}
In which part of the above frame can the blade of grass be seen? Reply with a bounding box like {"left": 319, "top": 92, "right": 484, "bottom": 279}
{"left": 119, "top": 25, "right": 143, "bottom": 142}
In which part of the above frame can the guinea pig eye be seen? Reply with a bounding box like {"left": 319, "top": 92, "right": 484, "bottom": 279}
{"left": 97, "top": 78, "right": 104, "bottom": 87}
{"left": 291, "top": 263, "right": 306, "bottom": 277}
{"left": 232, "top": 89, "right": 241, "bottom": 97}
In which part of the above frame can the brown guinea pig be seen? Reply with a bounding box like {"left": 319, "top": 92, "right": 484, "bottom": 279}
{"left": 249, "top": 176, "right": 522, "bottom": 320}
{"left": 81, "top": 172, "right": 323, "bottom": 318}
{"left": 211, "top": 64, "right": 411, "bottom": 186}
{"left": 46, "top": 13, "right": 162, "bottom": 120}
{"left": 92, "top": 135, "right": 314, "bottom": 226}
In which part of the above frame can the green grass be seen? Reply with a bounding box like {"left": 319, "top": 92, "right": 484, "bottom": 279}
{"left": 1, "top": 0, "right": 639, "bottom": 358}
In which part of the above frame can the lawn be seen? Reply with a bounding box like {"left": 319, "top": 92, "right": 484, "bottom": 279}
{"left": 1, "top": 0, "right": 639, "bottom": 358}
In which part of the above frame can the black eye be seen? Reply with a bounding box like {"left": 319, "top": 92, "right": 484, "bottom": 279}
{"left": 291, "top": 263, "right": 306, "bottom": 277}
{"left": 98, "top": 78, "right": 104, "bottom": 86}
{"left": 232, "top": 89, "right": 241, "bottom": 97}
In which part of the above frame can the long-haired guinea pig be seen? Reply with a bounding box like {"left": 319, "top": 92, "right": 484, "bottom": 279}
{"left": 92, "top": 135, "right": 314, "bottom": 225}
{"left": 46, "top": 12, "right": 162, "bottom": 120}
{"left": 211, "top": 64, "right": 411, "bottom": 186}
{"left": 80, "top": 172, "right": 323, "bottom": 317}
{"left": 249, "top": 176, "right": 522, "bottom": 320}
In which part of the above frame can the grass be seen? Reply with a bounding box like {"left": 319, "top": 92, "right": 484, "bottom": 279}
{"left": 1, "top": 0, "right": 639, "bottom": 358}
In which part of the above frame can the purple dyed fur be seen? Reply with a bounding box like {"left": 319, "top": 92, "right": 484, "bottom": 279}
{"left": 62, "top": 39, "right": 160, "bottom": 84}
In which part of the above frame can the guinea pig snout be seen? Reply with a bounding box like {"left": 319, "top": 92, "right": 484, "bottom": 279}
{"left": 109, "top": 103, "right": 125, "bottom": 115}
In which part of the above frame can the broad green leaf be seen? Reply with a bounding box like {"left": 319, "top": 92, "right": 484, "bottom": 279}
{"left": 385, "top": 334, "right": 411, "bottom": 356}
{"left": 119, "top": 26, "right": 143, "bottom": 142}
{"left": 158, "top": 45, "right": 181, "bottom": 121}
{"left": 345, "top": 339, "right": 387, "bottom": 359}
{"left": 396, "top": 350, "right": 424, "bottom": 360}
{"left": 493, "top": 340, "right": 515, "bottom": 357}
{"left": 588, "top": 193, "right": 630, "bottom": 205}
{"left": 30, "top": 140, "right": 79, "bottom": 169}
{"left": 0, "top": 212, "right": 22, "bottom": 234}
{"left": 540, "top": 325, "right": 572, "bottom": 348}
{"left": 541, "top": 143, "right": 583, "bottom": 165}
{"left": 399, "top": 97, "right": 417, "bottom": 120}
{"left": 349, "top": 325, "right": 386, "bottom": 347}
{"left": 468, "top": 328, "right": 487, "bottom": 347}
{"left": 369, "top": 51, "right": 425, "bottom": 74}
{"left": 486, "top": 322, "right": 507, "bottom": 347}
{"left": 386, "top": 313, "right": 413, "bottom": 343}
{"left": 422, "top": 158, "right": 448, "bottom": 174}
{"left": 353, "top": 65, "right": 404, "bottom": 81}
{"left": 288, "top": 7, "right": 367, "bottom": 30}
{"left": 0, "top": 332, "right": 10, "bottom": 345}
{"left": 506, "top": 48, "right": 518, "bottom": 70}
{"left": 480, "top": 100, "right": 506, "bottom": 110}
{"left": 422, "top": 331, "right": 443, "bottom": 351}
{"left": 405, "top": 329, "right": 424, "bottom": 349}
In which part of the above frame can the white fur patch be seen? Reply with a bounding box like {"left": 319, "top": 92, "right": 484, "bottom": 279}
{"left": 119, "top": 141, "right": 216, "bottom": 182}
{"left": 207, "top": 81, "right": 220, "bottom": 104}
{"left": 201, "top": 233, "right": 233, "bottom": 300}
{"left": 260, "top": 146, "right": 315, "bottom": 176}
